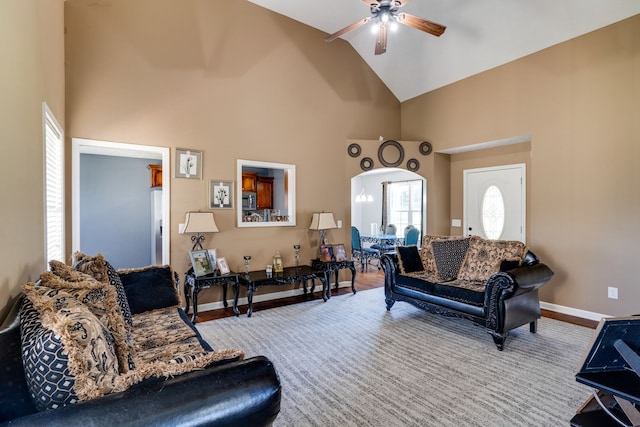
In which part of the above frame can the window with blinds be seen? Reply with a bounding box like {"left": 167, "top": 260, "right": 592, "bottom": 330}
{"left": 43, "top": 103, "right": 64, "bottom": 265}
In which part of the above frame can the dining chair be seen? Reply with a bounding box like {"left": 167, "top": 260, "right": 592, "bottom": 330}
{"left": 371, "top": 224, "right": 397, "bottom": 254}
{"left": 404, "top": 226, "right": 420, "bottom": 246}
{"left": 351, "top": 226, "right": 378, "bottom": 272}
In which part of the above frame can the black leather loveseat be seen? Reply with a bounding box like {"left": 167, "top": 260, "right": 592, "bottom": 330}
{"left": 381, "top": 235, "right": 554, "bottom": 350}
{"left": 0, "top": 255, "right": 281, "bottom": 426}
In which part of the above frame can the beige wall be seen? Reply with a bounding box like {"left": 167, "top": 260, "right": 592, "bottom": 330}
{"left": 0, "top": 0, "right": 65, "bottom": 320}
{"left": 402, "top": 15, "right": 640, "bottom": 316}
{"left": 63, "top": 0, "right": 400, "bottom": 305}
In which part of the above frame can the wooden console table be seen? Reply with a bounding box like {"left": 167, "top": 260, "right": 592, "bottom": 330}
{"left": 236, "top": 265, "right": 327, "bottom": 317}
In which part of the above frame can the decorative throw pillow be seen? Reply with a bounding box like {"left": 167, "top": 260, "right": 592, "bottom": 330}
{"left": 395, "top": 245, "right": 424, "bottom": 274}
{"left": 38, "top": 271, "right": 134, "bottom": 373}
{"left": 457, "top": 236, "right": 528, "bottom": 282}
{"left": 20, "top": 283, "right": 120, "bottom": 411}
{"left": 420, "top": 235, "right": 467, "bottom": 274}
{"left": 70, "top": 252, "right": 133, "bottom": 326}
{"left": 431, "top": 238, "right": 470, "bottom": 281}
{"left": 118, "top": 265, "right": 180, "bottom": 315}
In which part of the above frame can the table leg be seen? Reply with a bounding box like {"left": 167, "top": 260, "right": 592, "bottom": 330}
{"left": 322, "top": 275, "right": 329, "bottom": 301}
{"left": 232, "top": 282, "right": 240, "bottom": 317}
{"left": 334, "top": 269, "right": 339, "bottom": 290}
{"left": 349, "top": 264, "right": 357, "bottom": 294}
{"left": 247, "top": 286, "right": 254, "bottom": 317}
{"left": 222, "top": 283, "right": 228, "bottom": 308}
{"left": 184, "top": 281, "right": 191, "bottom": 314}
{"left": 191, "top": 287, "right": 199, "bottom": 324}
{"left": 309, "top": 278, "right": 315, "bottom": 295}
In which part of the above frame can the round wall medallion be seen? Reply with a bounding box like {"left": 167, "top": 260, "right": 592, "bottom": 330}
{"left": 360, "top": 157, "right": 374, "bottom": 171}
{"left": 347, "top": 143, "right": 361, "bottom": 158}
{"left": 377, "top": 140, "right": 404, "bottom": 167}
{"left": 419, "top": 141, "right": 433, "bottom": 156}
{"left": 406, "top": 158, "right": 420, "bottom": 172}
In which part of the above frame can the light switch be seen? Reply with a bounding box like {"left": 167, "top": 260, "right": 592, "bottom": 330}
{"left": 337, "top": 220, "right": 343, "bottom": 229}
{"left": 451, "top": 219, "right": 462, "bottom": 227}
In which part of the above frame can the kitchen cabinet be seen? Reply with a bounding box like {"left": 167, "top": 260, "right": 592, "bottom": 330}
{"left": 256, "top": 176, "right": 274, "bottom": 210}
{"left": 241, "top": 172, "right": 257, "bottom": 193}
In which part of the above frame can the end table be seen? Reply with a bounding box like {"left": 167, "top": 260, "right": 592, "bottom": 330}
{"left": 311, "top": 259, "right": 356, "bottom": 299}
{"left": 184, "top": 268, "right": 239, "bottom": 323}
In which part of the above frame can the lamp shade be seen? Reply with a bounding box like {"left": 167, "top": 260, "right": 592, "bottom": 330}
{"left": 182, "top": 211, "right": 219, "bottom": 234}
{"left": 309, "top": 212, "right": 337, "bottom": 231}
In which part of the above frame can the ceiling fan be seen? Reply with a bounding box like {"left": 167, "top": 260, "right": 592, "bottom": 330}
{"left": 324, "top": 0, "right": 446, "bottom": 55}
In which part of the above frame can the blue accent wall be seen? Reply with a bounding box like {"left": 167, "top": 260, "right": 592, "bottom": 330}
{"left": 80, "top": 154, "right": 161, "bottom": 269}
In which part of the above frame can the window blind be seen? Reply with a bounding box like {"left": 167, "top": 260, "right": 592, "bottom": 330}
{"left": 44, "top": 104, "right": 64, "bottom": 265}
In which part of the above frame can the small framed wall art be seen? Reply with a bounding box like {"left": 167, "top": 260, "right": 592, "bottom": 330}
{"left": 209, "top": 180, "right": 234, "bottom": 209}
{"left": 175, "top": 148, "right": 202, "bottom": 179}
{"left": 217, "top": 257, "right": 230, "bottom": 275}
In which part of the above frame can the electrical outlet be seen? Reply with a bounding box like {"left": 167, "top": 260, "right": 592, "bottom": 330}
{"left": 608, "top": 287, "right": 618, "bottom": 300}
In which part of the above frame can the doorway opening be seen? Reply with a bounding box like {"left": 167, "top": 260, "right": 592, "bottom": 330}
{"left": 71, "top": 138, "right": 171, "bottom": 267}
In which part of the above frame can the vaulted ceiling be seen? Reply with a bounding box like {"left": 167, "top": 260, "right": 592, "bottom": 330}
{"left": 248, "top": 1, "right": 640, "bottom": 101}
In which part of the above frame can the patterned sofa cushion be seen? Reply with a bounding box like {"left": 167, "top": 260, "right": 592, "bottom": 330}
{"left": 38, "top": 270, "right": 134, "bottom": 373}
{"left": 69, "top": 253, "right": 133, "bottom": 327}
{"left": 396, "top": 245, "right": 424, "bottom": 274}
{"left": 432, "top": 279, "right": 487, "bottom": 307}
{"left": 118, "top": 265, "right": 180, "bottom": 315}
{"left": 431, "top": 238, "right": 470, "bottom": 281}
{"left": 420, "top": 235, "right": 469, "bottom": 274}
{"left": 457, "top": 236, "right": 528, "bottom": 282}
{"left": 20, "top": 284, "right": 121, "bottom": 411}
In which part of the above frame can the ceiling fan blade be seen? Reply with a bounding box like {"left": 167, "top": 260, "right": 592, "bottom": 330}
{"left": 325, "top": 17, "right": 371, "bottom": 42}
{"left": 399, "top": 13, "right": 446, "bottom": 37}
{"left": 375, "top": 24, "right": 388, "bottom": 55}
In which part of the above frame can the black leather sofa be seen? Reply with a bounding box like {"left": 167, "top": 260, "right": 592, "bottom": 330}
{"left": 381, "top": 235, "right": 554, "bottom": 350}
{"left": 0, "top": 258, "right": 281, "bottom": 426}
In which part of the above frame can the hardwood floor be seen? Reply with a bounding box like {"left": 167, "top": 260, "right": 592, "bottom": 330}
{"left": 195, "top": 268, "right": 598, "bottom": 329}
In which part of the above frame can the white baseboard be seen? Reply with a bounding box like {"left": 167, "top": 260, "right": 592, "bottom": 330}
{"left": 540, "top": 301, "right": 609, "bottom": 322}
{"left": 195, "top": 281, "right": 353, "bottom": 313}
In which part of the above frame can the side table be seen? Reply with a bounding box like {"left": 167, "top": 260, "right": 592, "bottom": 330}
{"left": 311, "top": 258, "right": 356, "bottom": 298}
{"left": 184, "top": 268, "right": 239, "bottom": 323}
{"left": 236, "top": 266, "right": 327, "bottom": 317}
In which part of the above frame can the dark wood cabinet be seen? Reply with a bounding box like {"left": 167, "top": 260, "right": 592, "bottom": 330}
{"left": 256, "top": 176, "right": 273, "bottom": 210}
{"left": 241, "top": 172, "right": 257, "bottom": 193}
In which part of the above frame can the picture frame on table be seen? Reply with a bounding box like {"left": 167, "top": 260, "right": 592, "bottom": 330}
{"left": 333, "top": 243, "right": 347, "bottom": 262}
{"left": 217, "top": 257, "right": 230, "bottom": 275}
{"left": 320, "top": 244, "right": 334, "bottom": 262}
{"left": 189, "top": 249, "right": 214, "bottom": 277}
{"left": 175, "top": 148, "right": 202, "bottom": 179}
{"left": 207, "top": 248, "right": 217, "bottom": 267}
{"left": 209, "top": 180, "right": 234, "bottom": 209}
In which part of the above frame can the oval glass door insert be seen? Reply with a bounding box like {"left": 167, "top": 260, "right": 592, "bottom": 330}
{"left": 481, "top": 185, "right": 505, "bottom": 239}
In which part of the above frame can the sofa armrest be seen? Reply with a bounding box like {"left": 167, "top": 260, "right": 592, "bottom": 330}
{"left": 3, "top": 356, "right": 281, "bottom": 427}
{"left": 504, "top": 262, "right": 554, "bottom": 292}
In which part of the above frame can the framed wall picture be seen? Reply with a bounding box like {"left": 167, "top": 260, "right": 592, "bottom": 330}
{"left": 320, "top": 245, "right": 334, "bottom": 262}
{"left": 333, "top": 244, "right": 347, "bottom": 262}
{"left": 217, "top": 257, "right": 230, "bottom": 275}
{"left": 189, "top": 249, "right": 214, "bottom": 277}
{"left": 175, "top": 148, "right": 202, "bottom": 179}
{"left": 209, "top": 180, "right": 234, "bottom": 209}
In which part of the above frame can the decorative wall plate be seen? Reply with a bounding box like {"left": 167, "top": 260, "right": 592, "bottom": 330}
{"left": 360, "top": 157, "right": 374, "bottom": 171}
{"left": 347, "top": 143, "right": 361, "bottom": 158}
{"left": 406, "top": 158, "right": 420, "bottom": 172}
{"left": 377, "top": 140, "right": 404, "bottom": 167}
{"left": 419, "top": 141, "right": 433, "bottom": 156}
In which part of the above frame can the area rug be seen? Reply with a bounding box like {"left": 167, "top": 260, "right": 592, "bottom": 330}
{"left": 197, "top": 287, "right": 594, "bottom": 426}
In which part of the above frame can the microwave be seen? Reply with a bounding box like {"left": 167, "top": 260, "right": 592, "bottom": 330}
{"left": 242, "top": 192, "right": 256, "bottom": 210}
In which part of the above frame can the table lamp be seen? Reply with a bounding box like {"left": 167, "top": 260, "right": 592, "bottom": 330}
{"left": 309, "top": 212, "right": 337, "bottom": 257}
{"left": 182, "top": 211, "right": 219, "bottom": 250}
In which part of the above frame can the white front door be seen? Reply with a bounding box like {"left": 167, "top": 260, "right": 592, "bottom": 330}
{"left": 463, "top": 164, "right": 526, "bottom": 242}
